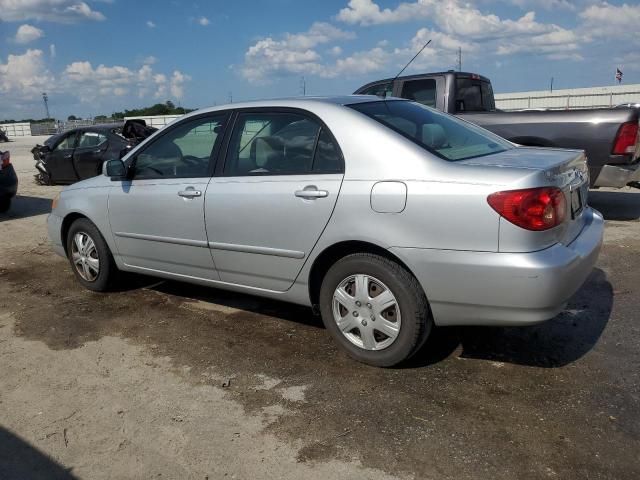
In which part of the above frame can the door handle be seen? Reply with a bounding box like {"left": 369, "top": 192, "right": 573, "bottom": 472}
{"left": 295, "top": 186, "right": 329, "bottom": 199}
{"left": 178, "top": 188, "right": 202, "bottom": 198}
{"left": 64, "top": 154, "right": 72, "bottom": 159}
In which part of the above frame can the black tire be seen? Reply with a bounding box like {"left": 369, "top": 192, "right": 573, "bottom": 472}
{"left": 319, "top": 253, "right": 432, "bottom": 367}
{"left": 0, "top": 197, "right": 10, "bottom": 213}
{"left": 66, "top": 218, "right": 119, "bottom": 292}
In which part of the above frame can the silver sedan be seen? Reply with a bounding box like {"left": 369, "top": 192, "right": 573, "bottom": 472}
{"left": 48, "top": 97, "right": 603, "bottom": 366}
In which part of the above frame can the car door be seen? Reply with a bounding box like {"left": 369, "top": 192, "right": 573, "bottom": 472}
{"left": 47, "top": 132, "right": 78, "bottom": 183}
{"left": 205, "top": 109, "right": 344, "bottom": 291}
{"left": 73, "top": 130, "right": 110, "bottom": 180}
{"left": 108, "top": 112, "right": 229, "bottom": 280}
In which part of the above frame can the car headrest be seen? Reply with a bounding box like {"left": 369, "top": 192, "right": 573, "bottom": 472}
{"left": 251, "top": 136, "right": 284, "bottom": 168}
{"left": 422, "top": 124, "right": 447, "bottom": 149}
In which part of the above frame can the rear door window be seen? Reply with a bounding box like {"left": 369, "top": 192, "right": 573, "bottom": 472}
{"left": 455, "top": 78, "right": 495, "bottom": 112}
{"left": 358, "top": 82, "right": 393, "bottom": 98}
{"left": 401, "top": 79, "right": 437, "bottom": 107}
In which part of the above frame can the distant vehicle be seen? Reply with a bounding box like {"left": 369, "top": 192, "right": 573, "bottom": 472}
{"left": 48, "top": 97, "right": 603, "bottom": 367}
{"left": 355, "top": 71, "right": 640, "bottom": 189}
{"left": 32, "top": 120, "right": 156, "bottom": 185}
{"left": 0, "top": 150, "right": 18, "bottom": 212}
{"left": 615, "top": 102, "right": 640, "bottom": 109}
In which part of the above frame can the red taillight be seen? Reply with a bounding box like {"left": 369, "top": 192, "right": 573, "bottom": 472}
{"left": 487, "top": 187, "right": 566, "bottom": 231}
{"left": 612, "top": 121, "right": 638, "bottom": 155}
{"left": 1, "top": 151, "right": 9, "bottom": 168}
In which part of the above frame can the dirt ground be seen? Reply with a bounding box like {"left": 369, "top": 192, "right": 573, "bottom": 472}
{"left": 1, "top": 136, "right": 639, "bottom": 480}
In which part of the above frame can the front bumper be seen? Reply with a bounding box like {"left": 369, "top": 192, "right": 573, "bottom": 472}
{"left": 593, "top": 163, "right": 640, "bottom": 188}
{"left": 0, "top": 164, "right": 18, "bottom": 199}
{"left": 391, "top": 208, "right": 604, "bottom": 326}
{"left": 47, "top": 213, "right": 66, "bottom": 257}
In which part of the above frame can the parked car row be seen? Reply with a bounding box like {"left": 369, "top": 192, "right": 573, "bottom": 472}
{"left": 47, "top": 97, "right": 603, "bottom": 366}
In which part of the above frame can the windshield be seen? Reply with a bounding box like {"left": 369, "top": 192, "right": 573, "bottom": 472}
{"left": 349, "top": 100, "right": 512, "bottom": 161}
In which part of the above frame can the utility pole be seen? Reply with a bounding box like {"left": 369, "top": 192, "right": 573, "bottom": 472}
{"left": 42, "top": 92, "right": 50, "bottom": 119}
{"left": 457, "top": 47, "right": 462, "bottom": 72}
{"left": 228, "top": 91, "right": 233, "bottom": 104}
{"left": 300, "top": 76, "right": 306, "bottom": 96}
{"left": 550, "top": 77, "right": 554, "bottom": 93}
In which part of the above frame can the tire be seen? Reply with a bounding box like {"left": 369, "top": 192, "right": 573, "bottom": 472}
{"left": 319, "top": 253, "right": 432, "bottom": 367}
{"left": 66, "top": 218, "right": 119, "bottom": 292}
{"left": 0, "top": 197, "right": 10, "bottom": 213}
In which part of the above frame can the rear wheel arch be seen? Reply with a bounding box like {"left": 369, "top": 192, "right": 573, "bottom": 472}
{"left": 308, "top": 240, "right": 420, "bottom": 307}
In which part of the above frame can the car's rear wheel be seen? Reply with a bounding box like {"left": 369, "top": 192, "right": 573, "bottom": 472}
{"left": 319, "top": 253, "right": 432, "bottom": 367}
{"left": 0, "top": 197, "right": 10, "bottom": 213}
{"left": 66, "top": 218, "right": 118, "bottom": 291}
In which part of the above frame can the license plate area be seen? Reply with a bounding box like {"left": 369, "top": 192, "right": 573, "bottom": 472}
{"left": 570, "top": 187, "right": 584, "bottom": 219}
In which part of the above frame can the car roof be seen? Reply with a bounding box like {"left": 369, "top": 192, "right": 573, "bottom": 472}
{"left": 182, "top": 95, "right": 403, "bottom": 118}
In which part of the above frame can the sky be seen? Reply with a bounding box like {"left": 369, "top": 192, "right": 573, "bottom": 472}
{"left": 1, "top": 0, "right": 639, "bottom": 120}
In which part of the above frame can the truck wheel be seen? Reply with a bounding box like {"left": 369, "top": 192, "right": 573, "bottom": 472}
{"left": 0, "top": 197, "right": 10, "bottom": 213}
{"left": 319, "top": 253, "right": 432, "bottom": 367}
{"left": 66, "top": 218, "right": 119, "bottom": 292}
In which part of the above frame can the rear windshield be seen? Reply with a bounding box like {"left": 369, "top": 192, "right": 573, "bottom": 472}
{"left": 349, "top": 100, "right": 512, "bottom": 161}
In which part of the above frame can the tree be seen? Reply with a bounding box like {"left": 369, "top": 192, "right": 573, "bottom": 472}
{"left": 67, "top": 115, "right": 78, "bottom": 121}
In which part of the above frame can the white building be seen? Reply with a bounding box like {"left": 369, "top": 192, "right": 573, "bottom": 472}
{"left": 495, "top": 83, "right": 640, "bottom": 111}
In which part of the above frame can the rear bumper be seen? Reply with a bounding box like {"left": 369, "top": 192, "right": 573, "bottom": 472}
{"left": 391, "top": 208, "right": 604, "bottom": 326}
{"left": 0, "top": 164, "right": 18, "bottom": 198}
{"left": 593, "top": 163, "right": 640, "bottom": 188}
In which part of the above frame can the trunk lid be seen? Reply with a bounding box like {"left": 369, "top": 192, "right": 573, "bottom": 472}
{"left": 460, "top": 146, "right": 590, "bottom": 248}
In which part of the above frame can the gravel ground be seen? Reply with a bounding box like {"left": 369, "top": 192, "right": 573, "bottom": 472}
{"left": 1, "top": 136, "right": 639, "bottom": 480}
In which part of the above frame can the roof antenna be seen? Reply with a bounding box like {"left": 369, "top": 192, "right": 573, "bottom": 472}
{"left": 384, "top": 39, "right": 431, "bottom": 99}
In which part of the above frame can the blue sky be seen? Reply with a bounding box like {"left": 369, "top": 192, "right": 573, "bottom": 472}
{"left": 1, "top": 0, "right": 639, "bottom": 119}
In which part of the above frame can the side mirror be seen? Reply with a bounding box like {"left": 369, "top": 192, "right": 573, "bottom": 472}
{"left": 103, "top": 159, "right": 127, "bottom": 180}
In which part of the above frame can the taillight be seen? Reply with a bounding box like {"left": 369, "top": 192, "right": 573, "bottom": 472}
{"left": 1, "top": 151, "right": 9, "bottom": 168}
{"left": 612, "top": 121, "right": 638, "bottom": 155}
{"left": 487, "top": 187, "right": 566, "bottom": 231}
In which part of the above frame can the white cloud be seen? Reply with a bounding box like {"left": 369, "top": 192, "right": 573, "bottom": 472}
{"left": 0, "top": 0, "right": 106, "bottom": 23}
{"left": 241, "top": 22, "right": 355, "bottom": 83}
{"left": 146, "top": 20, "right": 156, "bottom": 28}
{"left": 579, "top": 2, "right": 640, "bottom": 39}
{"left": 49, "top": 43, "right": 56, "bottom": 58}
{"left": 337, "top": 0, "right": 429, "bottom": 25}
{"left": 14, "top": 24, "right": 44, "bottom": 44}
{"left": 0, "top": 49, "right": 54, "bottom": 99}
{"left": 62, "top": 60, "right": 190, "bottom": 102}
{"left": 142, "top": 55, "right": 157, "bottom": 65}
{"left": 197, "top": 16, "right": 210, "bottom": 26}
{"left": 328, "top": 46, "right": 343, "bottom": 56}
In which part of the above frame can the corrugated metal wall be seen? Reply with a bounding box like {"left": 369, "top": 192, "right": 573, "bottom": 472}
{"left": 495, "top": 84, "right": 640, "bottom": 111}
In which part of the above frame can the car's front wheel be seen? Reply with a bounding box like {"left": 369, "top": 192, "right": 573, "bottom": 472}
{"left": 66, "top": 218, "right": 118, "bottom": 291}
{"left": 319, "top": 253, "right": 432, "bottom": 367}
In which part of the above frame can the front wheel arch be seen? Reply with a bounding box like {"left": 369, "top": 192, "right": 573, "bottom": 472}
{"left": 61, "top": 212, "right": 90, "bottom": 256}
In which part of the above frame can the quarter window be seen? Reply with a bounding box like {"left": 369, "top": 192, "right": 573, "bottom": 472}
{"left": 359, "top": 82, "right": 393, "bottom": 98}
{"left": 225, "top": 112, "right": 341, "bottom": 176}
{"left": 133, "top": 114, "right": 226, "bottom": 179}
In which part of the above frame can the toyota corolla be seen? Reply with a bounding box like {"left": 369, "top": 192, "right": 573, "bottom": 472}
{"left": 47, "top": 97, "right": 603, "bottom": 366}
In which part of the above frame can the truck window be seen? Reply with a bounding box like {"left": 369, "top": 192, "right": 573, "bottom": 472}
{"left": 455, "top": 78, "right": 495, "bottom": 112}
{"left": 349, "top": 100, "right": 512, "bottom": 162}
{"left": 400, "top": 79, "right": 437, "bottom": 108}
{"left": 359, "top": 82, "right": 393, "bottom": 98}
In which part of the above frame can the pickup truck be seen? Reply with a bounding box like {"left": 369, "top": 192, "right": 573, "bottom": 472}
{"left": 354, "top": 71, "right": 640, "bottom": 188}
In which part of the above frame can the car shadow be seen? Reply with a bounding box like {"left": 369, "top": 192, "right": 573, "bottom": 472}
{"left": 0, "top": 426, "right": 78, "bottom": 479}
{"left": 589, "top": 190, "right": 640, "bottom": 221}
{"left": 142, "top": 267, "right": 611, "bottom": 370}
{"left": 151, "top": 280, "right": 324, "bottom": 329}
{"left": 0, "top": 195, "right": 51, "bottom": 221}
{"left": 405, "top": 268, "right": 613, "bottom": 369}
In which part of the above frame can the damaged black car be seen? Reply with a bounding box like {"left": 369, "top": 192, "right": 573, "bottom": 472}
{"left": 32, "top": 120, "right": 157, "bottom": 185}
